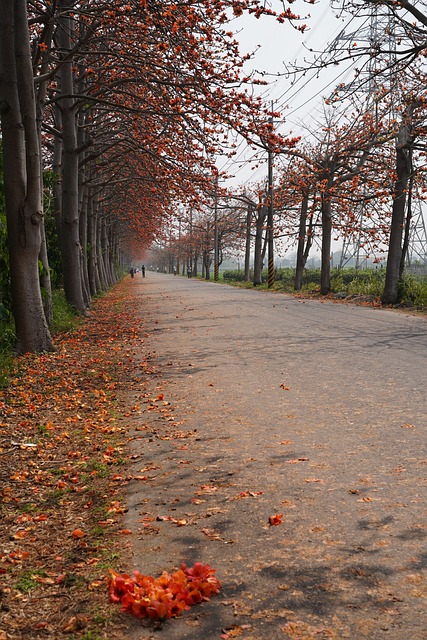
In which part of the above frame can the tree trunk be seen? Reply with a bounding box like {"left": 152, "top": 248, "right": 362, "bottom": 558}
{"left": 192, "top": 251, "right": 199, "bottom": 277}
{"left": 108, "top": 224, "right": 117, "bottom": 284}
{"left": 87, "top": 193, "right": 95, "bottom": 295}
{"left": 253, "top": 204, "right": 267, "bottom": 286}
{"left": 383, "top": 106, "right": 415, "bottom": 305}
{"left": 244, "top": 204, "right": 252, "bottom": 281}
{"left": 101, "top": 217, "right": 113, "bottom": 288}
{"left": 52, "top": 106, "right": 63, "bottom": 263}
{"left": 0, "top": 0, "right": 53, "bottom": 353}
{"left": 35, "top": 15, "right": 54, "bottom": 325}
{"left": 79, "top": 183, "right": 91, "bottom": 306}
{"left": 203, "top": 249, "right": 211, "bottom": 280}
{"left": 97, "top": 216, "right": 108, "bottom": 290}
{"left": 294, "top": 191, "right": 310, "bottom": 291}
{"left": 261, "top": 228, "right": 268, "bottom": 270}
{"left": 93, "top": 206, "right": 102, "bottom": 293}
{"left": 320, "top": 191, "right": 333, "bottom": 295}
{"left": 109, "top": 228, "right": 119, "bottom": 284}
{"left": 39, "top": 222, "right": 53, "bottom": 324}
{"left": 57, "top": 3, "right": 86, "bottom": 312}
{"left": 399, "top": 171, "right": 414, "bottom": 278}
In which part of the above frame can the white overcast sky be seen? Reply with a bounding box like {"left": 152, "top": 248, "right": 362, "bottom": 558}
{"left": 214, "top": 1, "right": 426, "bottom": 260}
{"left": 219, "top": 0, "right": 359, "bottom": 188}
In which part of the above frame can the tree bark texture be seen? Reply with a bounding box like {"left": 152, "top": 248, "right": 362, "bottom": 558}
{"left": 57, "top": 3, "right": 86, "bottom": 312}
{"left": 203, "top": 249, "right": 211, "bottom": 280}
{"left": 244, "top": 205, "right": 252, "bottom": 281}
{"left": 399, "top": 172, "right": 414, "bottom": 278}
{"left": 294, "top": 191, "right": 311, "bottom": 291}
{"left": 0, "top": 0, "right": 53, "bottom": 353}
{"left": 35, "top": 15, "right": 55, "bottom": 324}
{"left": 253, "top": 204, "right": 267, "bottom": 286}
{"left": 320, "top": 190, "right": 333, "bottom": 295}
{"left": 383, "top": 105, "right": 415, "bottom": 305}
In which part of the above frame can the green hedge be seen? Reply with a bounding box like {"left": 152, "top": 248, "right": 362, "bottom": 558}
{"left": 222, "top": 270, "right": 248, "bottom": 282}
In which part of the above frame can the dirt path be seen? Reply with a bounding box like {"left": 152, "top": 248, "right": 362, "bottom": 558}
{"left": 122, "top": 272, "right": 427, "bottom": 640}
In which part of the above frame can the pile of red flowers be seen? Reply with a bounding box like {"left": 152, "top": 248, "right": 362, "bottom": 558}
{"left": 108, "top": 562, "right": 221, "bottom": 621}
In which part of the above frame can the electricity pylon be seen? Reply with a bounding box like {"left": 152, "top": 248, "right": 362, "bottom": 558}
{"left": 332, "top": 5, "right": 427, "bottom": 268}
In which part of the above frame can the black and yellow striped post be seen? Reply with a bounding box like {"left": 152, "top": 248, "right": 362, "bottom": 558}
{"left": 267, "top": 131, "right": 274, "bottom": 288}
{"left": 268, "top": 255, "right": 274, "bottom": 289}
{"left": 213, "top": 169, "right": 219, "bottom": 281}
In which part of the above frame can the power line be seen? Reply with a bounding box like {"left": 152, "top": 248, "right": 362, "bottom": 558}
{"left": 219, "top": 9, "right": 367, "bottom": 188}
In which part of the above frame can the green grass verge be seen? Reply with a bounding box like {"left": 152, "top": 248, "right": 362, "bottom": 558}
{"left": 50, "top": 288, "right": 79, "bottom": 333}
{"left": 222, "top": 267, "right": 427, "bottom": 307}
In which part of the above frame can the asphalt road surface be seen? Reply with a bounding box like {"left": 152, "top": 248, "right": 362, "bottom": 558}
{"left": 123, "top": 272, "right": 426, "bottom": 640}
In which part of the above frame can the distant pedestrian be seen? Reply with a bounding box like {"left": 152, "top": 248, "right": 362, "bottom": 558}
{"left": 141, "top": 264, "right": 145, "bottom": 278}
{"left": 173, "top": 266, "right": 177, "bottom": 276}
{"left": 187, "top": 267, "right": 192, "bottom": 278}
{"left": 129, "top": 267, "right": 135, "bottom": 278}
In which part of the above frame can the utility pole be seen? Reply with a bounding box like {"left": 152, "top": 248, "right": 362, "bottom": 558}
{"left": 178, "top": 217, "right": 181, "bottom": 275}
{"left": 334, "top": 5, "right": 424, "bottom": 270}
{"left": 213, "top": 168, "right": 219, "bottom": 281}
{"left": 267, "top": 105, "right": 275, "bottom": 288}
{"left": 189, "top": 208, "right": 193, "bottom": 275}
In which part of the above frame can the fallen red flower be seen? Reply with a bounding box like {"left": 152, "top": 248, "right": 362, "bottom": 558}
{"left": 268, "top": 513, "right": 283, "bottom": 526}
{"left": 108, "top": 562, "right": 220, "bottom": 621}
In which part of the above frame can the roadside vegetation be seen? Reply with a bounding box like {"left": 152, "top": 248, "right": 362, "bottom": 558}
{"left": 0, "top": 280, "right": 144, "bottom": 639}
{"left": 0, "top": 290, "right": 78, "bottom": 391}
{"left": 220, "top": 267, "right": 427, "bottom": 309}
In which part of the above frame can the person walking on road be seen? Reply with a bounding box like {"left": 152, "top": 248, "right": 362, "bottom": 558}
{"left": 141, "top": 265, "right": 145, "bottom": 278}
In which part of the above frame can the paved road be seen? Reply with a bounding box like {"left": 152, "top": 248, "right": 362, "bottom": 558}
{"left": 123, "top": 273, "right": 426, "bottom": 640}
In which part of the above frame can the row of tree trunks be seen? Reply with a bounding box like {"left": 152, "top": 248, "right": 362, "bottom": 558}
{"left": 0, "top": 1, "right": 123, "bottom": 352}
{"left": 57, "top": 3, "right": 86, "bottom": 313}
{"left": 294, "top": 191, "right": 313, "bottom": 291}
{"left": 0, "top": 0, "right": 54, "bottom": 353}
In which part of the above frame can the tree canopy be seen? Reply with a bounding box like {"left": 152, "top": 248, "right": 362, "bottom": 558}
{"left": 1, "top": 0, "right": 426, "bottom": 353}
